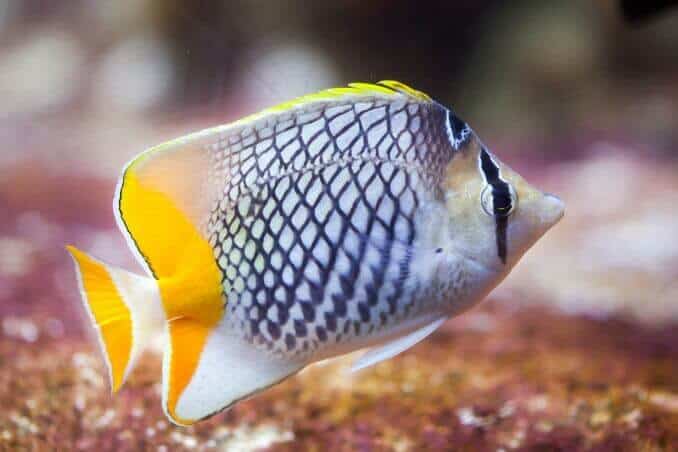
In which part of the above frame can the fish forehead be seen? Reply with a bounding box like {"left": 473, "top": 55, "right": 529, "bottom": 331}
{"left": 205, "top": 97, "right": 456, "bottom": 357}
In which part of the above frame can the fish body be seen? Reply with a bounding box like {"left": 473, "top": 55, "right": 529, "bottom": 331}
{"left": 215, "top": 94, "right": 467, "bottom": 360}
{"left": 67, "top": 81, "right": 564, "bottom": 425}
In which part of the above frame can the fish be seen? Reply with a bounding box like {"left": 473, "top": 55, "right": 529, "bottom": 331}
{"left": 66, "top": 80, "right": 564, "bottom": 425}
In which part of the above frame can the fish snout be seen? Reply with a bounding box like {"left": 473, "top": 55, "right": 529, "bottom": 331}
{"left": 539, "top": 193, "right": 565, "bottom": 227}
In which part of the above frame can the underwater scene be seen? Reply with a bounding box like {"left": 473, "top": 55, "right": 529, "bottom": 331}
{"left": 1, "top": 1, "right": 677, "bottom": 450}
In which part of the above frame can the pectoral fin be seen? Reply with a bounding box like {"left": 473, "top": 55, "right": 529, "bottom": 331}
{"left": 351, "top": 316, "right": 448, "bottom": 373}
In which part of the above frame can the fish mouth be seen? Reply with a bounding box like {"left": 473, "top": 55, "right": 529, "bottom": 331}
{"left": 540, "top": 193, "right": 565, "bottom": 226}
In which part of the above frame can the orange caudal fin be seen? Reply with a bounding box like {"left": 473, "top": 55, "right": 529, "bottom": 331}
{"left": 66, "top": 246, "right": 165, "bottom": 392}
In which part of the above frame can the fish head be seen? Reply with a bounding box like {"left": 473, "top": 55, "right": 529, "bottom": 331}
{"left": 441, "top": 133, "right": 564, "bottom": 277}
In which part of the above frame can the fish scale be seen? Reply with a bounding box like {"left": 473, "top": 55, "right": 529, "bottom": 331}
{"left": 208, "top": 98, "right": 453, "bottom": 357}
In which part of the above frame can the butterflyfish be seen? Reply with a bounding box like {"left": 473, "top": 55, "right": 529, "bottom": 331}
{"left": 67, "top": 81, "right": 564, "bottom": 425}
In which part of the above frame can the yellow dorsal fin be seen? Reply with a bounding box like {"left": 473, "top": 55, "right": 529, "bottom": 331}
{"left": 115, "top": 140, "right": 225, "bottom": 421}
{"left": 377, "top": 80, "right": 432, "bottom": 101}
{"left": 115, "top": 152, "right": 223, "bottom": 318}
{"left": 233, "top": 80, "right": 432, "bottom": 127}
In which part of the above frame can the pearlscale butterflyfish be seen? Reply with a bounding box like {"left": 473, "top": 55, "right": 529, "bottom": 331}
{"left": 67, "top": 81, "right": 564, "bottom": 425}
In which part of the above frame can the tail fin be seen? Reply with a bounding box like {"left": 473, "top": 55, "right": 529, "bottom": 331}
{"left": 66, "top": 246, "right": 164, "bottom": 392}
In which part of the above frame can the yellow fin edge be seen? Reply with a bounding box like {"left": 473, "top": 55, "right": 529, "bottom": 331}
{"left": 117, "top": 171, "right": 224, "bottom": 424}
{"left": 235, "top": 80, "right": 432, "bottom": 129}
{"left": 164, "top": 319, "right": 213, "bottom": 426}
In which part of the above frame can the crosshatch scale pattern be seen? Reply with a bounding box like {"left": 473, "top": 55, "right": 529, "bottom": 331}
{"left": 205, "top": 97, "right": 456, "bottom": 358}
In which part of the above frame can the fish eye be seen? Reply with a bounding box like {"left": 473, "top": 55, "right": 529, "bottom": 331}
{"left": 481, "top": 184, "right": 517, "bottom": 218}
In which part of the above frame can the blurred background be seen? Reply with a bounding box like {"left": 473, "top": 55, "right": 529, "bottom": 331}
{"left": 1, "top": 1, "right": 677, "bottom": 450}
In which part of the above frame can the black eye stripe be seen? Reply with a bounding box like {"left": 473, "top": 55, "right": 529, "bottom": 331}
{"left": 480, "top": 149, "right": 512, "bottom": 212}
{"left": 480, "top": 147, "right": 499, "bottom": 181}
{"left": 493, "top": 191, "right": 512, "bottom": 213}
{"left": 479, "top": 148, "right": 511, "bottom": 264}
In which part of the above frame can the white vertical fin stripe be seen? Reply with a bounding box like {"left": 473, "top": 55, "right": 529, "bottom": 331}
{"left": 444, "top": 108, "right": 471, "bottom": 150}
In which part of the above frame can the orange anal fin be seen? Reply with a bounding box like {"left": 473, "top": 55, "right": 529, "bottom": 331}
{"left": 162, "top": 318, "right": 305, "bottom": 425}
{"left": 164, "top": 318, "right": 212, "bottom": 426}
